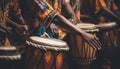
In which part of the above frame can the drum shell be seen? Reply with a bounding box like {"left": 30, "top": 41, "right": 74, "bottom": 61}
{"left": 66, "top": 23, "right": 98, "bottom": 66}
{"left": 0, "top": 46, "right": 22, "bottom": 69}
{"left": 97, "top": 28, "right": 120, "bottom": 48}
{"left": 94, "top": 27, "right": 120, "bottom": 69}
{"left": 67, "top": 32, "right": 97, "bottom": 65}
{"left": 25, "top": 38, "right": 69, "bottom": 69}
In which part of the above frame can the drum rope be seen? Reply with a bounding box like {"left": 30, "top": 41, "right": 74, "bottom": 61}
{"left": 26, "top": 40, "right": 69, "bottom": 51}
{"left": 0, "top": 54, "right": 21, "bottom": 60}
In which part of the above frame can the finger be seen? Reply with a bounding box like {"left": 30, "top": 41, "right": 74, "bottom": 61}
{"left": 35, "top": 0, "right": 45, "bottom": 7}
{"left": 40, "top": 0, "right": 45, "bottom": 5}
{"left": 90, "top": 39, "right": 101, "bottom": 50}
{"left": 93, "top": 37, "right": 102, "bottom": 50}
{"left": 92, "top": 39, "right": 102, "bottom": 50}
{"left": 34, "top": 0, "right": 42, "bottom": 7}
{"left": 94, "top": 38, "right": 102, "bottom": 49}
{"left": 88, "top": 41, "right": 97, "bottom": 50}
{"left": 89, "top": 36, "right": 102, "bottom": 49}
{"left": 37, "top": 0, "right": 46, "bottom": 6}
{"left": 88, "top": 39, "right": 98, "bottom": 50}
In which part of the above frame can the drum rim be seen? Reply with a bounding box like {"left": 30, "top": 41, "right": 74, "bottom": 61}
{"left": 0, "top": 46, "right": 17, "bottom": 51}
{"left": 0, "top": 46, "right": 23, "bottom": 57}
{"left": 29, "top": 36, "right": 68, "bottom": 47}
{"left": 0, "top": 54, "right": 21, "bottom": 60}
{"left": 76, "top": 23, "right": 99, "bottom": 32}
{"left": 26, "top": 40, "right": 69, "bottom": 51}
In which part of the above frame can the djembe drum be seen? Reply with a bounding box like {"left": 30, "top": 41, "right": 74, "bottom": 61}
{"left": 25, "top": 36, "right": 69, "bottom": 69}
{"left": 0, "top": 46, "right": 21, "bottom": 69}
{"left": 90, "top": 22, "right": 119, "bottom": 69}
{"left": 97, "top": 24, "right": 120, "bottom": 48}
{"left": 67, "top": 23, "right": 99, "bottom": 68}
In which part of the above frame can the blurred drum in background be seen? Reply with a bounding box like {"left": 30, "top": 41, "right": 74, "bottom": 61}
{"left": 90, "top": 22, "right": 120, "bottom": 69}
{"left": 96, "top": 22, "right": 120, "bottom": 48}
{"left": 25, "top": 36, "right": 69, "bottom": 69}
{"left": 0, "top": 46, "right": 21, "bottom": 69}
{"left": 67, "top": 23, "right": 99, "bottom": 68}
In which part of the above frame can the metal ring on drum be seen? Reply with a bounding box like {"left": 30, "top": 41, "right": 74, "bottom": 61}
{"left": 25, "top": 36, "right": 69, "bottom": 69}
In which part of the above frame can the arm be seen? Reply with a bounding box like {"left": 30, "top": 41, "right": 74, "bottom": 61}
{"left": 35, "top": 0, "right": 102, "bottom": 50}
{"left": 8, "top": 1, "right": 28, "bottom": 28}
{"left": 54, "top": 14, "right": 101, "bottom": 50}
{"left": 62, "top": 0, "right": 77, "bottom": 25}
{"left": 96, "top": 7, "right": 120, "bottom": 25}
{"left": 8, "top": 1, "right": 28, "bottom": 36}
{"left": 0, "top": 23, "right": 12, "bottom": 33}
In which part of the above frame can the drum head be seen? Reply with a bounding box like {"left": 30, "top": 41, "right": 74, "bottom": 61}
{"left": 26, "top": 36, "right": 69, "bottom": 51}
{"left": 76, "top": 23, "right": 95, "bottom": 29}
{"left": 0, "top": 46, "right": 21, "bottom": 60}
{"left": 76, "top": 23, "right": 99, "bottom": 32}
{"left": 0, "top": 46, "right": 16, "bottom": 51}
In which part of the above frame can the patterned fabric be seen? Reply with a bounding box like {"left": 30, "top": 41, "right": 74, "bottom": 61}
{"left": 33, "top": 0, "right": 81, "bottom": 40}
{"left": 34, "top": 0, "right": 59, "bottom": 38}
{"left": 36, "top": 24, "right": 46, "bottom": 36}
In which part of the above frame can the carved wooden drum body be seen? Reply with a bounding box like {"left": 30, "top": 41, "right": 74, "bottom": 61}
{"left": 67, "top": 23, "right": 99, "bottom": 65}
{"left": 0, "top": 46, "right": 21, "bottom": 69}
{"left": 98, "top": 27, "right": 120, "bottom": 48}
{"left": 25, "top": 36, "right": 69, "bottom": 69}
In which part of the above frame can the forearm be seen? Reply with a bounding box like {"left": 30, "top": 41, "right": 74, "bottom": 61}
{"left": 34, "top": 0, "right": 102, "bottom": 50}
{"left": 96, "top": 7, "right": 120, "bottom": 24}
{"left": 53, "top": 14, "right": 85, "bottom": 36}
{"left": 0, "top": 28, "right": 7, "bottom": 34}
{"left": 15, "top": 14, "right": 26, "bottom": 25}
{"left": 53, "top": 14, "right": 103, "bottom": 50}
{"left": 9, "top": 1, "right": 26, "bottom": 25}
{"left": 0, "top": 23, "right": 11, "bottom": 32}
{"left": 5, "top": 17, "right": 21, "bottom": 28}
{"left": 62, "top": 0, "right": 77, "bottom": 24}
{"left": 35, "top": 0, "right": 85, "bottom": 36}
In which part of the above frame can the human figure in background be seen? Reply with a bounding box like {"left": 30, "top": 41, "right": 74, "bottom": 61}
{"left": 0, "top": 0, "right": 28, "bottom": 46}
{"left": 0, "top": 1, "right": 28, "bottom": 69}
{"left": 90, "top": 0, "right": 120, "bottom": 69}
{"left": 44, "top": 0, "right": 80, "bottom": 40}
{"left": 33, "top": 0, "right": 101, "bottom": 50}
{"left": 21, "top": 0, "right": 100, "bottom": 46}
{"left": 18, "top": 0, "right": 102, "bottom": 69}
{"left": 18, "top": 0, "right": 102, "bottom": 65}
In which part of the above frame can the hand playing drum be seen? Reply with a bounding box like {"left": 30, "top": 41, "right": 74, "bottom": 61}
{"left": 67, "top": 23, "right": 101, "bottom": 66}
{"left": 75, "top": 23, "right": 102, "bottom": 50}
{"left": 34, "top": 0, "right": 102, "bottom": 51}
{"left": 82, "top": 32, "right": 102, "bottom": 50}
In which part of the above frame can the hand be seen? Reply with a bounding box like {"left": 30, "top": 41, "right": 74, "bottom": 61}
{"left": 16, "top": 24, "right": 29, "bottom": 36}
{"left": 82, "top": 32, "right": 102, "bottom": 50}
{"left": 17, "top": 25, "right": 28, "bottom": 31}
{"left": 6, "top": 27, "right": 12, "bottom": 33}
{"left": 68, "top": 19, "right": 77, "bottom": 25}
{"left": 50, "top": 23, "right": 58, "bottom": 34}
{"left": 0, "top": 24, "right": 12, "bottom": 34}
